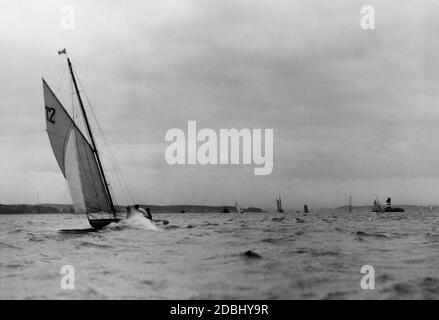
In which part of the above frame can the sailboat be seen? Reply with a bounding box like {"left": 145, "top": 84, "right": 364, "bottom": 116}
{"left": 220, "top": 207, "right": 230, "bottom": 213}
{"left": 43, "top": 50, "right": 122, "bottom": 229}
{"left": 234, "top": 199, "right": 245, "bottom": 214}
{"left": 32, "top": 192, "right": 40, "bottom": 214}
{"left": 303, "top": 204, "right": 309, "bottom": 213}
{"left": 372, "top": 197, "right": 383, "bottom": 212}
{"left": 36, "top": 192, "right": 40, "bottom": 214}
{"left": 371, "top": 196, "right": 404, "bottom": 213}
{"left": 276, "top": 195, "right": 284, "bottom": 213}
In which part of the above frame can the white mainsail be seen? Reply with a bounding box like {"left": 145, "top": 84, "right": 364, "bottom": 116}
{"left": 372, "top": 196, "right": 383, "bottom": 212}
{"left": 234, "top": 199, "right": 244, "bottom": 214}
{"left": 43, "top": 79, "right": 112, "bottom": 214}
{"left": 64, "top": 129, "right": 86, "bottom": 213}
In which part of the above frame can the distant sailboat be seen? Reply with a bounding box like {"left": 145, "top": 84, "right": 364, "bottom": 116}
{"left": 36, "top": 192, "right": 40, "bottom": 214}
{"left": 384, "top": 197, "right": 404, "bottom": 212}
{"left": 43, "top": 50, "right": 123, "bottom": 229}
{"left": 372, "top": 196, "right": 404, "bottom": 213}
{"left": 33, "top": 192, "right": 40, "bottom": 214}
{"left": 304, "top": 204, "right": 309, "bottom": 214}
{"left": 372, "top": 196, "right": 383, "bottom": 212}
{"left": 276, "top": 195, "right": 284, "bottom": 213}
{"left": 234, "top": 199, "right": 245, "bottom": 214}
{"left": 220, "top": 207, "right": 230, "bottom": 213}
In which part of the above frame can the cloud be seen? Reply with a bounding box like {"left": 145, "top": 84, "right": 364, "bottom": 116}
{"left": 1, "top": 0, "right": 439, "bottom": 208}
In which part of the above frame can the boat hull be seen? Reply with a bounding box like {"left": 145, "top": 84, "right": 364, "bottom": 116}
{"left": 384, "top": 207, "right": 405, "bottom": 212}
{"left": 372, "top": 208, "right": 405, "bottom": 213}
{"left": 87, "top": 212, "right": 123, "bottom": 230}
{"left": 88, "top": 218, "right": 119, "bottom": 230}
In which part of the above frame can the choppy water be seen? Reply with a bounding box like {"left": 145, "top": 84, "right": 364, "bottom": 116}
{"left": 1, "top": 208, "right": 439, "bottom": 299}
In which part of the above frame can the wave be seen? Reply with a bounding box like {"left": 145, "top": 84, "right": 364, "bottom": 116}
{"left": 200, "top": 222, "right": 220, "bottom": 227}
{"left": 4, "top": 263, "right": 23, "bottom": 269}
{"left": 292, "top": 248, "right": 340, "bottom": 257}
{"left": 261, "top": 235, "right": 295, "bottom": 243}
{"left": 261, "top": 238, "right": 281, "bottom": 243}
{"left": 425, "top": 232, "right": 439, "bottom": 243}
{"left": 420, "top": 277, "right": 439, "bottom": 295}
{"left": 75, "top": 241, "right": 114, "bottom": 249}
{"left": 27, "top": 235, "right": 45, "bottom": 242}
{"left": 117, "top": 212, "right": 161, "bottom": 231}
{"left": 10, "top": 228, "right": 25, "bottom": 234}
{"left": 59, "top": 228, "right": 97, "bottom": 234}
{"left": 0, "top": 241, "right": 21, "bottom": 250}
{"left": 383, "top": 277, "right": 439, "bottom": 299}
{"left": 353, "top": 231, "right": 390, "bottom": 239}
{"left": 242, "top": 250, "right": 262, "bottom": 259}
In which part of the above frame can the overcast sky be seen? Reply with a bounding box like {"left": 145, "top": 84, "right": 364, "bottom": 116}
{"left": 1, "top": 0, "right": 439, "bottom": 209}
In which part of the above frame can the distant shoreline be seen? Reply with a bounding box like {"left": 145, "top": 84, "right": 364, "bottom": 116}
{"left": 0, "top": 203, "right": 435, "bottom": 214}
{"left": 0, "top": 204, "right": 264, "bottom": 214}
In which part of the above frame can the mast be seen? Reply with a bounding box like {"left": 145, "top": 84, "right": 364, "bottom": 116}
{"left": 349, "top": 195, "right": 352, "bottom": 213}
{"left": 66, "top": 57, "right": 116, "bottom": 216}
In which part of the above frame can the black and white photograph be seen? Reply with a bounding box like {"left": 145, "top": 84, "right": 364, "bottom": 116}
{"left": 1, "top": 0, "right": 439, "bottom": 306}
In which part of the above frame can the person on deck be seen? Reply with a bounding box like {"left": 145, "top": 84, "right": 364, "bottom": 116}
{"left": 135, "top": 204, "right": 152, "bottom": 220}
{"left": 145, "top": 208, "right": 152, "bottom": 220}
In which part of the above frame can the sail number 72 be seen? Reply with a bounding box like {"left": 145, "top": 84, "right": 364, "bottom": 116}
{"left": 45, "top": 106, "right": 56, "bottom": 124}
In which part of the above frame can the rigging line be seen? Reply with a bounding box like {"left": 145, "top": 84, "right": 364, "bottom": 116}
{"left": 107, "top": 181, "right": 120, "bottom": 212}
{"left": 73, "top": 69, "right": 135, "bottom": 205}
{"left": 96, "top": 145, "right": 123, "bottom": 210}
{"left": 104, "top": 140, "right": 133, "bottom": 205}
{"left": 105, "top": 136, "right": 135, "bottom": 203}
{"left": 70, "top": 72, "right": 76, "bottom": 123}
{"left": 73, "top": 74, "right": 135, "bottom": 205}
{"left": 85, "top": 115, "right": 132, "bottom": 206}
{"left": 97, "top": 140, "right": 130, "bottom": 207}
{"left": 102, "top": 144, "right": 133, "bottom": 205}
{"left": 96, "top": 132, "right": 135, "bottom": 205}
{"left": 97, "top": 142, "right": 130, "bottom": 207}
{"left": 94, "top": 133, "right": 131, "bottom": 206}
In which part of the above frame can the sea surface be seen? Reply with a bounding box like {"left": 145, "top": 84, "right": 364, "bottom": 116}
{"left": 1, "top": 208, "right": 439, "bottom": 299}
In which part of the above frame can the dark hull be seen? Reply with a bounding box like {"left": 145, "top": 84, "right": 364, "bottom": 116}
{"left": 88, "top": 218, "right": 119, "bottom": 230}
{"left": 384, "top": 207, "right": 405, "bottom": 212}
{"left": 372, "top": 208, "right": 405, "bottom": 213}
